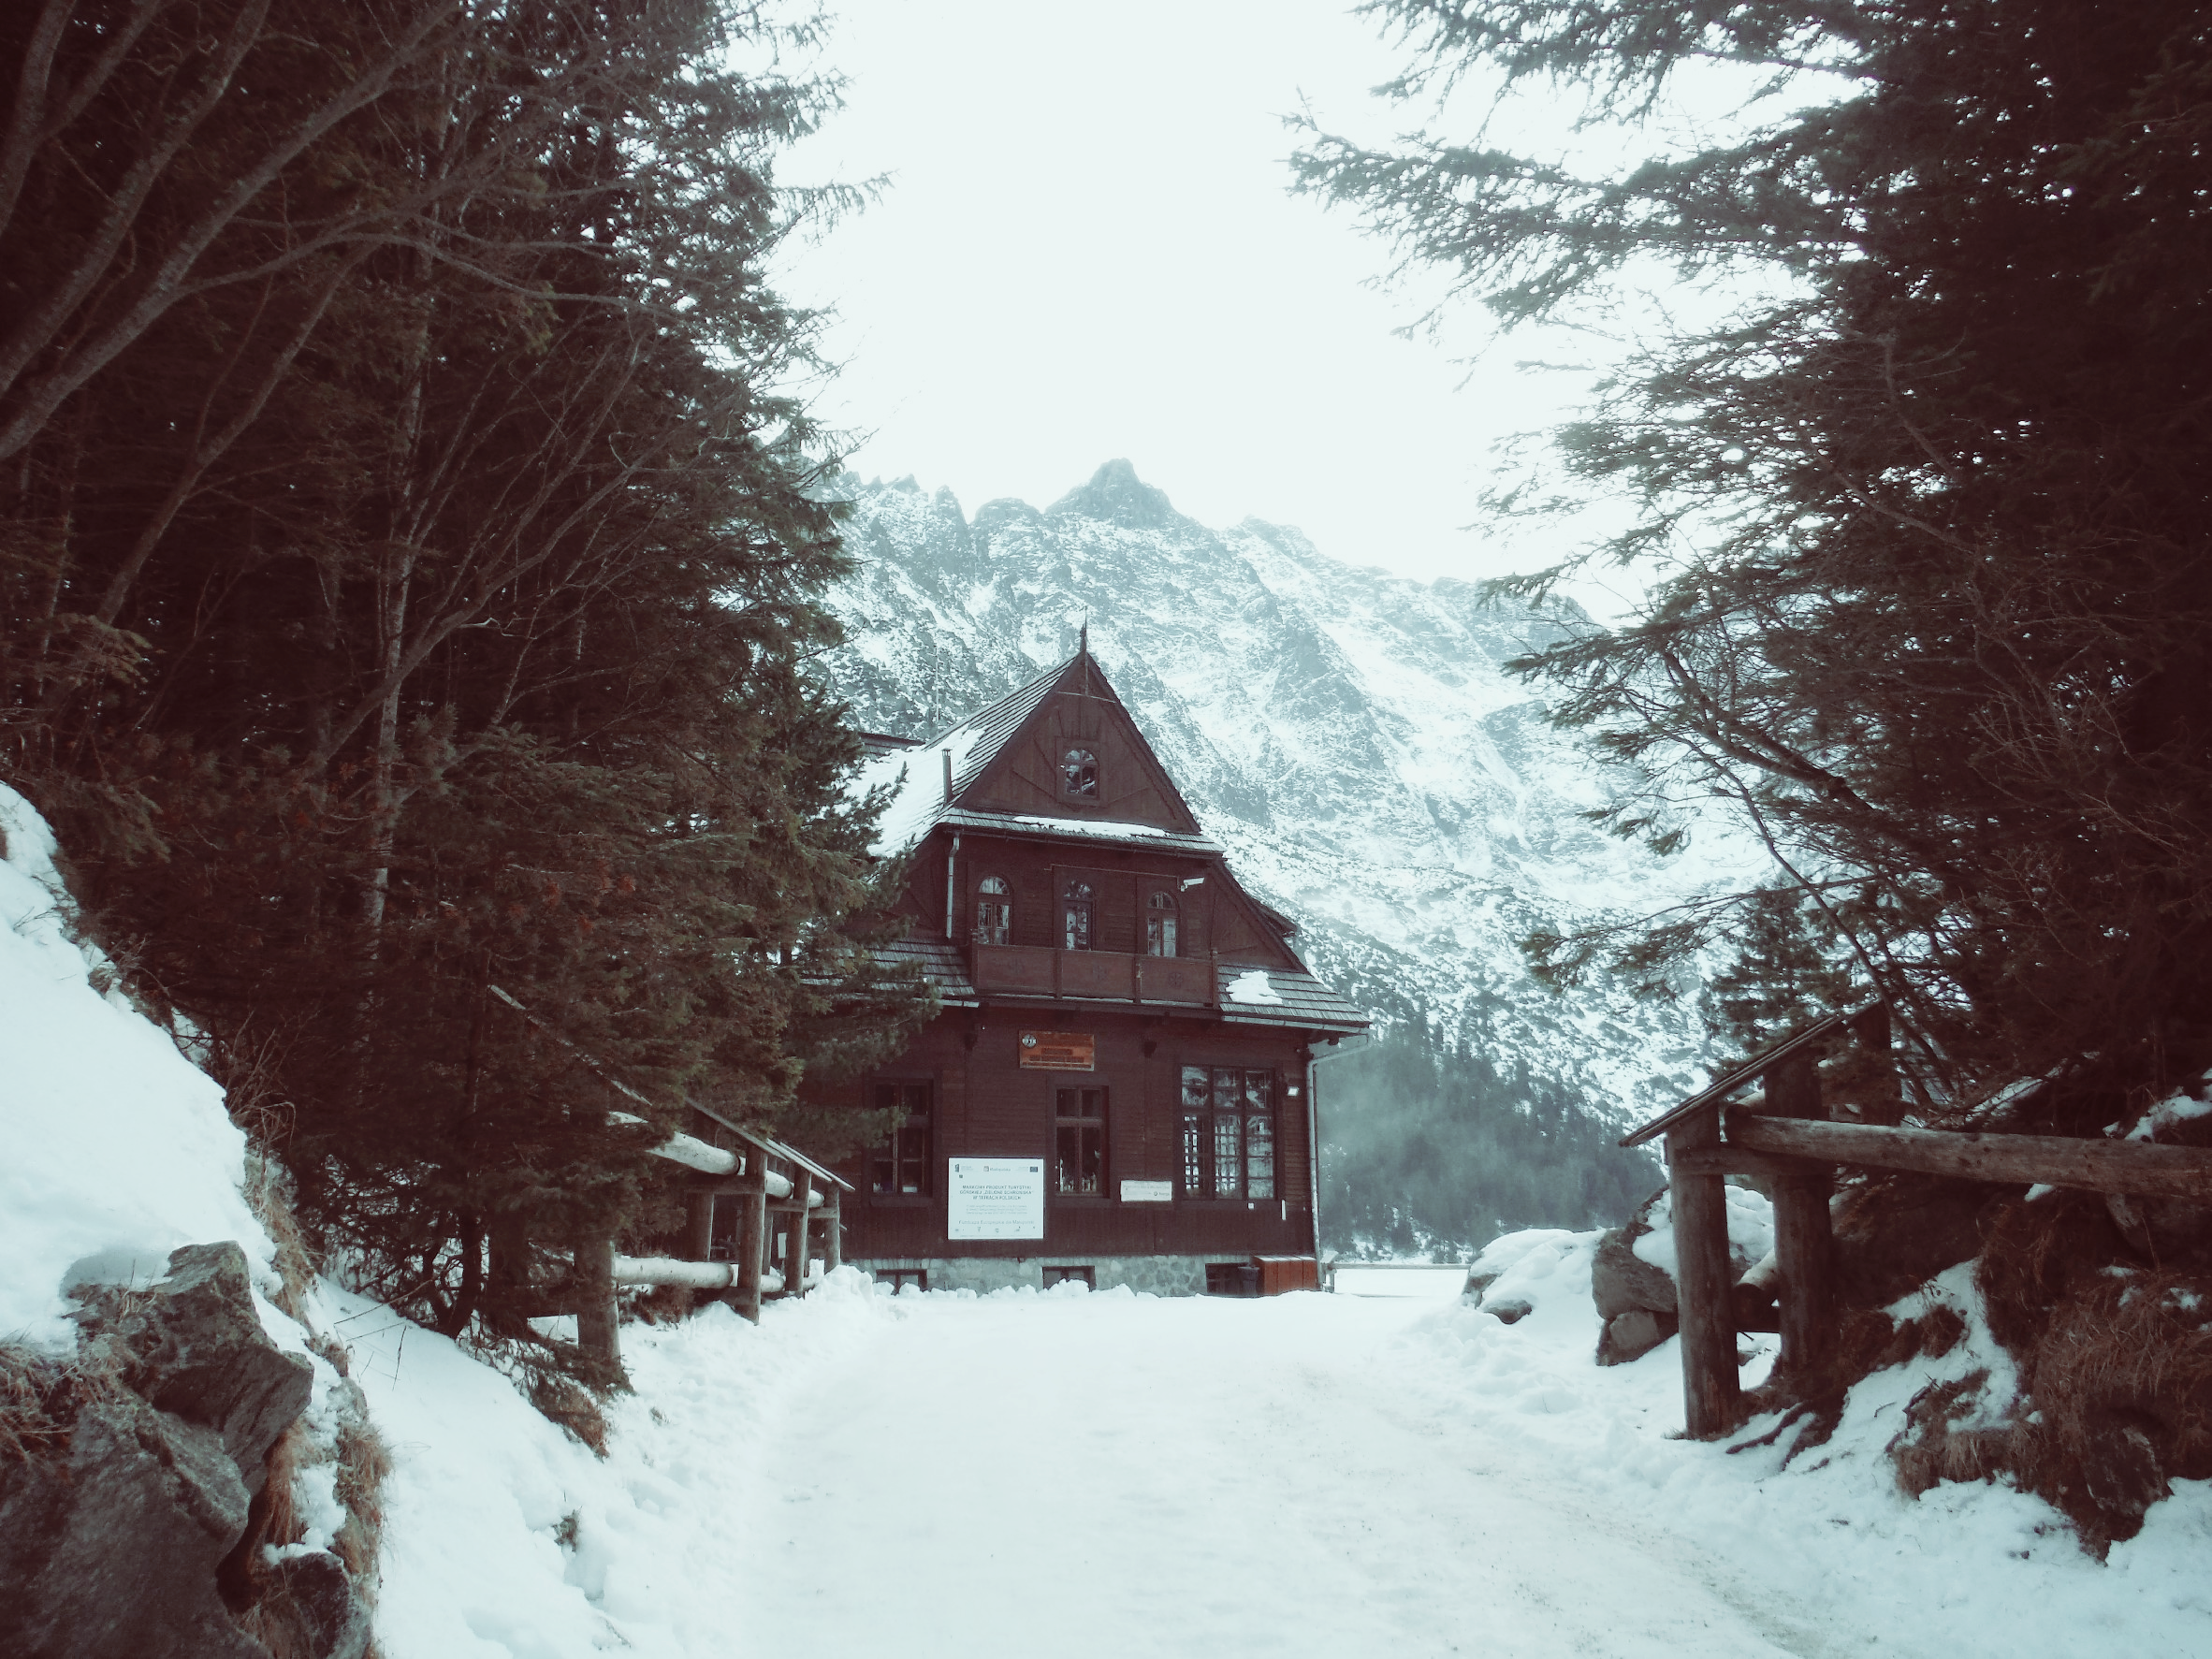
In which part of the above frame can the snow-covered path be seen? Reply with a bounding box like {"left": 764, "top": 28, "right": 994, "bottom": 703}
{"left": 349, "top": 1244, "right": 2212, "bottom": 1659}
{"left": 727, "top": 1290, "right": 1822, "bottom": 1658}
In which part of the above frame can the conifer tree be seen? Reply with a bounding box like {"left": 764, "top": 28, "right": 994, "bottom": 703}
{"left": 1, "top": 0, "right": 931, "bottom": 1354}
{"left": 1295, "top": 2, "right": 2212, "bottom": 1110}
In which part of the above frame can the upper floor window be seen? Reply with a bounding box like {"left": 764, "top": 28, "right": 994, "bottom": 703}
{"left": 974, "top": 875, "right": 1011, "bottom": 946}
{"left": 1061, "top": 748, "right": 1098, "bottom": 799}
{"left": 1063, "top": 881, "right": 1095, "bottom": 951}
{"left": 1145, "top": 890, "right": 1178, "bottom": 958}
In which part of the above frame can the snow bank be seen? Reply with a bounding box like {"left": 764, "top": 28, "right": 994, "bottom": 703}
{"left": 334, "top": 1267, "right": 904, "bottom": 1658}
{"left": 1435, "top": 1229, "right": 2212, "bottom": 1653}
{"left": 0, "top": 785, "right": 273, "bottom": 1347}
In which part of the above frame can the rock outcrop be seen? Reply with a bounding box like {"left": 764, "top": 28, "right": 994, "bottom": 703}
{"left": 0, "top": 1241, "right": 363, "bottom": 1659}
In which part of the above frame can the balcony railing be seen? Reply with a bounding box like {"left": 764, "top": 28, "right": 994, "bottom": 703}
{"left": 969, "top": 943, "right": 1215, "bottom": 1006}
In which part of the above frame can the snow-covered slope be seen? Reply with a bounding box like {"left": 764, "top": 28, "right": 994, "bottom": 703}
{"left": 823, "top": 461, "right": 1733, "bottom": 1128}
{"left": 0, "top": 786, "right": 275, "bottom": 1345}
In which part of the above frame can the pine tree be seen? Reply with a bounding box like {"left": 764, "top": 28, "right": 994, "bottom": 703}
{"left": 1294, "top": 2, "right": 2212, "bottom": 1110}
{"left": 1697, "top": 886, "right": 1854, "bottom": 1070}
{"left": 1, "top": 0, "right": 931, "bottom": 1356}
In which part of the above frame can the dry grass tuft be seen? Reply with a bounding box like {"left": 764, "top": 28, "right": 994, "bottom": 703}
{"left": 529, "top": 1373, "right": 611, "bottom": 1456}
{"left": 331, "top": 1410, "right": 391, "bottom": 1586}
{"left": 0, "top": 1342, "right": 123, "bottom": 1463}
{"left": 1975, "top": 1189, "right": 2120, "bottom": 1353}
{"left": 1887, "top": 1368, "right": 2014, "bottom": 1497}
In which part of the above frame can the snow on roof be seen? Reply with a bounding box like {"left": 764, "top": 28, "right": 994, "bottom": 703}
{"left": 849, "top": 659, "right": 1070, "bottom": 856}
{"left": 1005, "top": 814, "right": 1165, "bottom": 838}
{"left": 1225, "top": 968, "right": 1284, "bottom": 1007}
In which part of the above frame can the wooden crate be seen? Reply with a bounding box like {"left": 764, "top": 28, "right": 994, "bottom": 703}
{"left": 1254, "top": 1255, "right": 1319, "bottom": 1295}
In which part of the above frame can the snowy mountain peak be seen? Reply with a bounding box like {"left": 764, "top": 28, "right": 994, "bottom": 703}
{"left": 822, "top": 465, "right": 1716, "bottom": 1127}
{"left": 1047, "top": 458, "right": 1184, "bottom": 530}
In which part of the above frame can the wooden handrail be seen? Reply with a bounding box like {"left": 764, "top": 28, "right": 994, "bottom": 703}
{"left": 1621, "top": 1002, "right": 1883, "bottom": 1148}
{"left": 1726, "top": 1114, "right": 2212, "bottom": 1202}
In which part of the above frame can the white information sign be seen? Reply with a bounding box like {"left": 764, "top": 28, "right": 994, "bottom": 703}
{"left": 1120, "top": 1179, "right": 1172, "bottom": 1203}
{"left": 947, "top": 1157, "right": 1046, "bottom": 1240}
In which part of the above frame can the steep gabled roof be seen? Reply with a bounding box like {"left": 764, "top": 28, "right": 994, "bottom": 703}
{"left": 852, "top": 657, "right": 1064, "bottom": 854}
{"left": 853, "top": 648, "right": 1204, "bottom": 853}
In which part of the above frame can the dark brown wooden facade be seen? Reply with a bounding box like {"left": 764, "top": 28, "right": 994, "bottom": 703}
{"left": 822, "top": 648, "right": 1369, "bottom": 1290}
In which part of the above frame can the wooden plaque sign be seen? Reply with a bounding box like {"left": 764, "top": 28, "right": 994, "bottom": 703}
{"left": 1019, "top": 1030, "right": 1095, "bottom": 1070}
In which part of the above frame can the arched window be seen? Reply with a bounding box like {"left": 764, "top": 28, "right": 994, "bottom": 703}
{"left": 1063, "top": 881, "right": 1095, "bottom": 951}
{"left": 973, "top": 876, "right": 1011, "bottom": 946}
{"left": 1061, "top": 748, "right": 1098, "bottom": 799}
{"left": 1145, "top": 890, "right": 1178, "bottom": 958}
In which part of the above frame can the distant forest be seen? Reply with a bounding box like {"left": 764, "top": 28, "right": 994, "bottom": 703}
{"left": 1317, "top": 1021, "right": 1662, "bottom": 1260}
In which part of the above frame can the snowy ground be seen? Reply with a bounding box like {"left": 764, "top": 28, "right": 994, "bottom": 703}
{"left": 343, "top": 1246, "right": 2212, "bottom": 1659}
{"left": 10, "top": 779, "right": 2210, "bottom": 1657}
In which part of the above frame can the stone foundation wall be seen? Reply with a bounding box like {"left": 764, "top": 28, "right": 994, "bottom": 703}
{"left": 853, "top": 1254, "right": 1215, "bottom": 1297}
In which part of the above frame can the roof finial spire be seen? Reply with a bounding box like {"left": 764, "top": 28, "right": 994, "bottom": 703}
{"left": 1078, "top": 618, "right": 1088, "bottom": 657}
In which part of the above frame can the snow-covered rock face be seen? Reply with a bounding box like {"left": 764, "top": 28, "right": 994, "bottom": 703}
{"left": 823, "top": 464, "right": 1725, "bottom": 1128}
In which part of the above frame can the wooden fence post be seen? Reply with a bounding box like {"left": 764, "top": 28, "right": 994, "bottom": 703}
{"left": 1764, "top": 1048, "right": 1836, "bottom": 1380}
{"left": 685, "top": 1191, "right": 713, "bottom": 1262}
{"left": 790, "top": 1171, "right": 815, "bottom": 1296}
{"left": 1666, "top": 1107, "right": 1740, "bottom": 1437}
{"left": 574, "top": 1234, "right": 619, "bottom": 1374}
{"left": 737, "top": 1158, "right": 768, "bottom": 1323}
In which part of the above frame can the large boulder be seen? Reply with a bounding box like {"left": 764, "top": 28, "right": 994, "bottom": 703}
{"left": 77, "top": 1242, "right": 314, "bottom": 1495}
{"left": 0, "top": 1390, "right": 263, "bottom": 1659}
{"left": 0, "top": 1242, "right": 321, "bottom": 1659}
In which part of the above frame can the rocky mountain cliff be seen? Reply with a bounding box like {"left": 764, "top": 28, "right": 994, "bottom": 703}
{"left": 819, "top": 461, "right": 1735, "bottom": 1243}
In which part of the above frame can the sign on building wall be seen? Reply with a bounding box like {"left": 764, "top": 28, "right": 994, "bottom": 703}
{"left": 1120, "top": 1179, "right": 1172, "bottom": 1203}
{"left": 947, "top": 1157, "right": 1046, "bottom": 1240}
{"left": 1018, "top": 1029, "right": 1095, "bottom": 1070}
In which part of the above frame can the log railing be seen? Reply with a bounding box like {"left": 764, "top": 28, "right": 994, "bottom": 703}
{"left": 1623, "top": 1005, "right": 2212, "bottom": 1437}
{"left": 482, "top": 985, "right": 850, "bottom": 1374}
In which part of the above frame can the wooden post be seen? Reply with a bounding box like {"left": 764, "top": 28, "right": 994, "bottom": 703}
{"left": 573, "top": 1234, "right": 619, "bottom": 1374}
{"left": 790, "top": 1171, "right": 815, "bottom": 1296}
{"left": 685, "top": 1191, "right": 713, "bottom": 1262}
{"left": 737, "top": 1159, "right": 768, "bottom": 1323}
{"left": 823, "top": 1186, "right": 843, "bottom": 1274}
{"left": 1764, "top": 1048, "right": 1836, "bottom": 1380}
{"left": 1666, "top": 1107, "right": 1740, "bottom": 1437}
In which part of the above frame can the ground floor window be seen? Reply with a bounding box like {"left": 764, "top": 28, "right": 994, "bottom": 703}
{"left": 871, "top": 1080, "right": 933, "bottom": 1196}
{"left": 875, "top": 1268, "right": 928, "bottom": 1293}
{"left": 1043, "top": 1265, "right": 1096, "bottom": 1289}
{"left": 1204, "top": 1261, "right": 1259, "bottom": 1296}
{"left": 1180, "top": 1067, "right": 1275, "bottom": 1199}
{"left": 1055, "top": 1085, "right": 1107, "bottom": 1195}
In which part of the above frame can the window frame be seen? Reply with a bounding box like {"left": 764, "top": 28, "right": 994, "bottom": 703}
{"left": 973, "top": 874, "right": 1012, "bottom": 946}
{"left": 867, "top": 1079, "right": 935, "bottom": 1200}
{"left": 1145, "top": 889, "right": 1179, "bottom": 958}
{"left": 1062, "top": 880, "right": 1096, "bottom": 951}
{"left": 1060, "top": 746, "right": 1099, "bottom": 803}
{"left": 1053, "top": 1084, "right": 1109, "bottom": 1200}
{"left": 1177, "top": 1064, "right": 1277, "bottom": 1201}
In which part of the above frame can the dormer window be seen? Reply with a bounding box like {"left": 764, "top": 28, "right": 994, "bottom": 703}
{"left": 974, "top": 876, "right": 1011, "bottom": 946}
{"left": 1146, "top": 890, "right": 1178, "bottom": 958}
{"left": 1061, "top": 748, "right": 1098, "bottom": 800}
{"left": 1063, "top": 881, "right": 1095, "bottom": 951}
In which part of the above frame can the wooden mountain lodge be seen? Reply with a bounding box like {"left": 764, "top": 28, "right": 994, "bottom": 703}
{"left": 822, "top": 642, "right": 1370, "bottom": 1296}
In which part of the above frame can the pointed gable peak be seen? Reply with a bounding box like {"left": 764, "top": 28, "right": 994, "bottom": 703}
{"left": 852, "top": 647, "right": 1214, "bottom": 854}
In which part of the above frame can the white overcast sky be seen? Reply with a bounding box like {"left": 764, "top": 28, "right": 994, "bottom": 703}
{"left": 770, "top": 0, "right": 1649, "bottom": 602}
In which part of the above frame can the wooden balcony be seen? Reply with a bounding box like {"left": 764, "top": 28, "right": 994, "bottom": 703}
{"left": 969, "top": 943, "right": 1215, "bottom": 1007}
